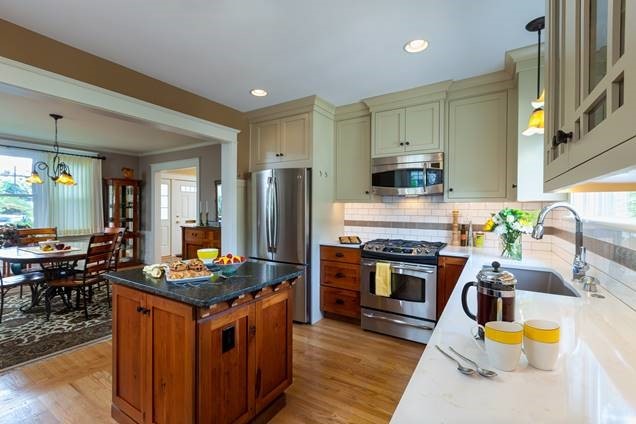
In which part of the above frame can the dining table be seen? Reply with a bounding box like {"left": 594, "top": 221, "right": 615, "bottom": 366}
{"left": 0, "top": 242, "right": 89, "bottom": 312}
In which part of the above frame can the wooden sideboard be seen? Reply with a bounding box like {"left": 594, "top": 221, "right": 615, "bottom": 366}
{"left": 181, "top": 226, "right": 221, "bottom": 259}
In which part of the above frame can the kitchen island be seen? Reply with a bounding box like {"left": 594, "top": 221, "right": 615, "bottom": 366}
{"left": 391, "top": 248, "right": 636, "bottom": 423}
{"left": 107, "top": 260, "right": 303, "bottom": 424}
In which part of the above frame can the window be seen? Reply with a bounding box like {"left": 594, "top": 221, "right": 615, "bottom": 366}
{"left": 571, "top": 192, "right": 636, "bottom": 224}
{"left": 180, "top": 185, "right": 196, "bottom": 193}
{"left": 0, "top": 155, "right": 33, "bottom": 226}
{"left": 160, "top": 183, "right": 169, "bottom": 220}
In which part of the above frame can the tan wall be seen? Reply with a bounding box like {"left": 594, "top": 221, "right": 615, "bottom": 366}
{"left": 0, "top": 18, "right": 250, "bottom": 177}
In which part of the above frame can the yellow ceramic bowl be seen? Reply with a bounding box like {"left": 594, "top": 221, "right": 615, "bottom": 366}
{"left": 197, "top": 248, "right": 219, "bottom": 261}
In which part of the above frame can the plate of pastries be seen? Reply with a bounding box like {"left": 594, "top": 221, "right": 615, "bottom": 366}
{"left": 164, "top": 259, "right": 213, "bottom": 283}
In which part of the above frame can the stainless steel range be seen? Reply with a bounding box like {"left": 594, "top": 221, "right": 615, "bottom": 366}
{"left": 360, "top": 239, "right": 446, "bottom": 344}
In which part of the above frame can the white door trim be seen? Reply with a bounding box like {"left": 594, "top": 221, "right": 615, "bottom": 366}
{"left": 149, "top": 158, "right": 200, "bottom": 263}
{"left": 0, "top": 56, "right": 240, "bottom": 144}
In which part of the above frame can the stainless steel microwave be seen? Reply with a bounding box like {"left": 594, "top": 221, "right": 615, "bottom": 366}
{"left": 372, "top": 153, "right": 444, "bottom": 196}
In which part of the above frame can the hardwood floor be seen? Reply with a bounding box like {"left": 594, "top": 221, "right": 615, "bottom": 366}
{"left": 0, "top": 319, "right": 424, "bottom": 424}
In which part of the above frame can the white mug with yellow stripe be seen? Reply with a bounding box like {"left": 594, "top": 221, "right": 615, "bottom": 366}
{"left": 474, "top": 321, "right": 524, "bottom": 372}
{"left": 523, "top": 320, "right": 560, "bottom": 371}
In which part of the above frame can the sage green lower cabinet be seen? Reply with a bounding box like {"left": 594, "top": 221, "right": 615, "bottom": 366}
{"left": 335, "top": 115, "right": 372, "bottom": 201}
{"left": 447, "top": 91, "right": 509, "bottom": 200}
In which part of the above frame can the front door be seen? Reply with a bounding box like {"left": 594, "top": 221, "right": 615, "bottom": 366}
{"left": 171, "top": 179, "right": 197, "bottom": 256}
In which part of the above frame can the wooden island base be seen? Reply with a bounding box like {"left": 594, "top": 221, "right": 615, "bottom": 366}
{"left": 110, "top": 279, "right": 295, "bottom": 424}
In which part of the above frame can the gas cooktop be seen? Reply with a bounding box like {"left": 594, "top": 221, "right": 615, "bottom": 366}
{"left": 361, "top": 239, "right": 446, "bottom": 264}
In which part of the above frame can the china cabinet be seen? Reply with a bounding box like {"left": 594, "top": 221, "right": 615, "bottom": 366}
{"left": 104, "top": 178, "right": 141, "bottom": 265}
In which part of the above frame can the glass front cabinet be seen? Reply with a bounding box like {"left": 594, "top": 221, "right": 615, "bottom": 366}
{"left": 545, "top": 0, "right": 636, "bottom": 190}
{"left": 104, "top": 178, "right": 142, "bottom": 265}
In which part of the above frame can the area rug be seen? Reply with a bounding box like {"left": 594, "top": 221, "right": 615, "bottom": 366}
{"left": 0, "top": 287, "right": 112, "bottom": 372}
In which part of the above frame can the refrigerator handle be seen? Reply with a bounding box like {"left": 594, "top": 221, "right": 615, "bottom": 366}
{"left": 265, "top": 176, "right": 273, "bottom": 252}
{"left": 272, "top": 176, "right": 280, "bottom": 252}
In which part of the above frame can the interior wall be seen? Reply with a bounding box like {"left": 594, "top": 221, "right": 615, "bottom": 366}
{"left": 0, "top": 18, "right": 250, "bottom": 177}
{"left": 100, "top": 151, "right": 140, "bottom": 179}
{"left": 138, "top": 144, "right": 222, "bottom": 232}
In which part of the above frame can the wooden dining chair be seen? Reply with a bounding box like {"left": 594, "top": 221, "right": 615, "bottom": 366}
{"left": 104, "top": 227, "right": 126, "bottom": 271}
{"left": 0, "top": 267, "right": 45, "bottom": 323}
{"left": 44, "top": 233, "right": 117, "bottom": 321}
{"left": 11, "top": 228, "right": 58, "bottom": 298}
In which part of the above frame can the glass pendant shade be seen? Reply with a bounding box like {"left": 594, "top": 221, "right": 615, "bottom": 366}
{"left": 531, "top": 89, "right": 545, "bottom": 108}
{"left": 522, "top": 107, "right": 544, "bottom": 136}
{"left": 55, "top": 171, "right": 76, "bottom": 186}
{"left": 25, "top": 171, "right": 44, "bottom": 184}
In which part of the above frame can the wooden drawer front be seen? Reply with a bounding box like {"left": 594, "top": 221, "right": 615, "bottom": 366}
{"left": 320, "top": 246, "right": 360, "bottom": 264}
{"left": 320, "top": 261, "right": 360, "bottom": 291}
{"left": 320, "top": 286, "right": 360, "bottom": 318}
{"left": 184, "top": 229, "right": 218, "bottom": 242}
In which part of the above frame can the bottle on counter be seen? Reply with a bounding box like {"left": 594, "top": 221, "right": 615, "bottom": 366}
{"left": 467, "top": 221, "right": 474, "bottom": 247}
{"left": 460, "top": 224, "right": 468, "bottom": 246}
{"left": 451, "top": 210, "right": 461, "bottom": 246}
{"left": 474, "top": 231, "right": 485, "bottom": 248}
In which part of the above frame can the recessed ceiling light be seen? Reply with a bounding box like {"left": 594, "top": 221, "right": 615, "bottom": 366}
{"left": 250, "top": 88, "right": 268, "bottom": 97}
{"left": 403, "top": 39, "right": 429, "bottom": 53}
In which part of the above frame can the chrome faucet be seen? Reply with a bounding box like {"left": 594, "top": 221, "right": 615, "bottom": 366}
{"left": 532, "top": 202, "right": 589, "bottom": 281}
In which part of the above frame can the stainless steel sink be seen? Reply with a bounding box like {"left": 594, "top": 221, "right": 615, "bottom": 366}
{"left": 502, "top": 266, "right": 581, "bottom": 298}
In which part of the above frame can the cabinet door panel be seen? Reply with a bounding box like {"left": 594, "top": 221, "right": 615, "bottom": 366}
{"left": 335, "top": 116, "right": 372, "bottom": 201}
{"left": 448, "top": 92, "right": 508, "bottom": 199}
{"left": 254, "top": 290, "right": 292, "bottom": 412}
{"left": 198, "top": 305, "right": 255, "bottom": 424}
{"left": 252, "top": 120, "right": 280, "bottom": 167}
{"left": 112, "top": 285, "right": 146, "bottom": 423}
{"left": 405, "top": 102, "right": 441, "bottom": 152}
{"left": 146, "top": 295, "right": 195, "bottom": 424}
{"left": 373, "top": 108, "right": 405, "bottom": 157}
{"left": 280, "top": 113, "right": 310, "bottom": 162}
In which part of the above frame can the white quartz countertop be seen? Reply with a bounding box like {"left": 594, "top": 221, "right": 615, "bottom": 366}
{"left": 390, "top": 251, "right": 636, "bottom": 424}
{"left": 320, "top": 241, "right": 362, "bottom": 249}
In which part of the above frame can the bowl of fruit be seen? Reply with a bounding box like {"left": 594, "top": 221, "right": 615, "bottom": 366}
{"left": 213, "top": 253, "right": 247, "bottom": 275}
{"left": 38, "top": 240, "right": 61, "bottom": 251}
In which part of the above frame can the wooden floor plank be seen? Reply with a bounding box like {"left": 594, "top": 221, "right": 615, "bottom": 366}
{"left": 0, "top": 318, "right": 423, "bottom": 423}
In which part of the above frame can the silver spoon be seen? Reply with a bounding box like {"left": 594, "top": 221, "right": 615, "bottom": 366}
{"left": 449, "top": 346, "right": 498, "bottom": 378}
{"left": 435, "top": 345, "right": 475, "bottom": 376}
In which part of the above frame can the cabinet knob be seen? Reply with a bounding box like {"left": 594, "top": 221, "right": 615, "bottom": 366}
{"left": 399, "top": 142, "right": 404, "bottom": 146}
{"left": 335, "top": 252, "right": 344, "bottom": 258}
{"left": 279, "top": 152, "right": 284, "bottom": 157}
{"left": 405, "top": 141, "right": 410, "bottom": 146}
{"left": 335, "top": 299, "right": 345, "bottom": 305}
{"left": 335, "top": 272, "right": 345, "bottom": 279}
{"left": 449, "top": 188, "right": 454, "bottom": 192}
{"left": 365, "top": 190, "right": 370, "bottom": 195}
{"left": 275, "top": 153, "right": 280, "bottom": 157}
{"left": 552, "top": 130, "right": 573, "bottom": 147}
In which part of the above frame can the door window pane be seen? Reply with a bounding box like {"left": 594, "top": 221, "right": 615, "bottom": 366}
{"left": 589, "top": 0, "right": 608, "bottom": 91}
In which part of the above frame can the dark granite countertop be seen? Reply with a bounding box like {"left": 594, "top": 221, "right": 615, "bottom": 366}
{"left": 107, "top": 260, "right": 304, "bottom": 308}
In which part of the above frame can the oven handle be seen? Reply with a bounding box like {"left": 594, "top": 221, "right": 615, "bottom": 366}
{"left": 362, "top": 312, "right": 435, "bottom": 331}
{"left": 362, "top": 261, "right": 435, "bottom": 275}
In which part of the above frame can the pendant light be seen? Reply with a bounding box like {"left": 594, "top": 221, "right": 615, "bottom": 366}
{"left": 26, "top": 114, "right": 76, "bottom": 186}
{"left": 522, "top": 16, "right": 545, "bottom": 137}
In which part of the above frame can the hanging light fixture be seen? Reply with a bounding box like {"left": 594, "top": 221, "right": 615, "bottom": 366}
{"left": 26, "top": 114, "right": 76, "bottom": 186}
{"left": 522, "top": 16, "right": 546, "bottom": 137}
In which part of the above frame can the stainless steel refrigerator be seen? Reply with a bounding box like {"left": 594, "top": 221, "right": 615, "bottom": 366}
{"left": 251, "top": 168, "right": 310, "bottom": 323}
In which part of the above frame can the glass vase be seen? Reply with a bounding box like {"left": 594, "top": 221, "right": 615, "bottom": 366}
{"left": 500, "top": 232, "right": 522, "bottom": 260}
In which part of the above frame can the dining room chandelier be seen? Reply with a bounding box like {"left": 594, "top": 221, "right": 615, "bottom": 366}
{"left": 26, "top": 114, "right": 76, "bottom": 186}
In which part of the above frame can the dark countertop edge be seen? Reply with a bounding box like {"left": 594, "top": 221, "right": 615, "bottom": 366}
{"left": 107, "top": 269, "right": 303, "bottom": 308}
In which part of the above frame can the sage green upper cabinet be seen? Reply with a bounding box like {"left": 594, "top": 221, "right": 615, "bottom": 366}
{"left": 447, "top": 91, "right": 509, "bottom": 200}
{"left": 249, "top": 112, "right": 311, "bottom": 169}
{"left": 372, "top": 102, "right": 441, "bottom": 158}
{"left": 251, "top": 120, "right": 280, "bottom": 168}
{"left": 335, "top": 115, "right": 372, "bottom": 201}
{"left": 545, "top": 0, "right": 636, "bottom": 190}
{"left": 374, "top": 108, "right": 404, "bottom": 156}
{"left": 280, "top": 113, "right": 310, "bottom": 163}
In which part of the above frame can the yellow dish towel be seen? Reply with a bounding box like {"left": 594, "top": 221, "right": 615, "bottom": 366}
{"left": 375, "top": 262, "right": 392, "bottom": 297}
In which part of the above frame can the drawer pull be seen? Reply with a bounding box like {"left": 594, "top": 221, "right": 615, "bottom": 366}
{"left": 335, "top": 272, "right": 345, "bottom": 279}
{"left": 335, "top": 299, "right": 345, "bottom": 305}
{"left": 335, "top": 252, "right": 344, "bottom": 258}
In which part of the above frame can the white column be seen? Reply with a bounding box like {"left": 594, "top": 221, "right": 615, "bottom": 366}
{"left": 221, "top": 141, "right": 238, "bottom": 253}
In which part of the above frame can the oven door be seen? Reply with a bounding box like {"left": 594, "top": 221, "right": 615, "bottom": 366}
{"left": 360, "top": 259, "right": 437, "bottom": 321}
